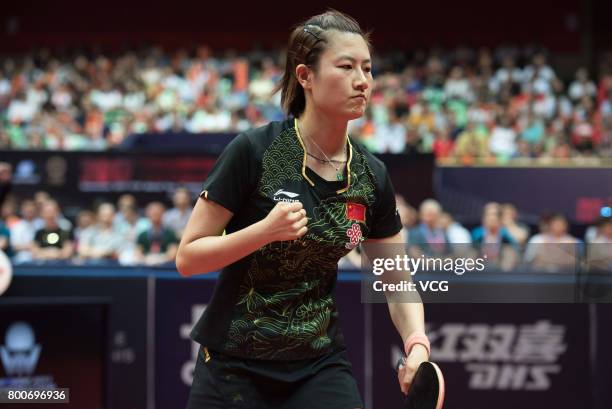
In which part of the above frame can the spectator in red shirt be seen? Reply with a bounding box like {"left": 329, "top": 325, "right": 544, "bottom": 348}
{"left": 432, "top": 128, "right": 454, "bottom": 160}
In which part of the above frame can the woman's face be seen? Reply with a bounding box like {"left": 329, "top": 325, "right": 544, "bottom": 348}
{"left": 306, "top": 31, "right": 372, "bottom": 120}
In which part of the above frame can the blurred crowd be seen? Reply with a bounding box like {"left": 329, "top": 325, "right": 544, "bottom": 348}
{"left": 1, "top": 45, "right": 612, "bottom": 161}
{"left": 1, "top": 188, "right": 192, "bottom": 267}
{"left": 340, "top": 195, "right": 612, "bottom": 273}
{"left": 1, "top": 184, "right": 610, "bottom": 272}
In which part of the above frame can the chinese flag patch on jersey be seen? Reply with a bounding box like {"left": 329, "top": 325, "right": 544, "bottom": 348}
{"left": 346, "top": 202, "right": 366, "bottom": 222}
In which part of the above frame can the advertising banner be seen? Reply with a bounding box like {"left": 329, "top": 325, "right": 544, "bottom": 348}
{"left": 4, "top": 273, "right": 149, "bottom": 409}
{"left": 4, "top": 151, "right": 434, "bottom": 216}
{"left": 0, "top": 300, "right": 107, "bottom": 408}
{"left": 371, "top": 303, "right": 591, "bottom": 409}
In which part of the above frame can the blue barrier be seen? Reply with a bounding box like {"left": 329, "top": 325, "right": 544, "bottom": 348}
{"left": 2, "top": 266, "right": 611, "bottom": 409}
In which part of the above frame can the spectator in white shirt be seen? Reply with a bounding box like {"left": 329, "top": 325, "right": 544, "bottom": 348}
{"left": 444, "top": 66, "right": 474, "bottom": 102}
{"left": 568, "top": 68, "right": 597, "bottom": 103}
{"left": 439, "top": 211, "right": 472, "bottom": 256}
{"left": 116, "top": 203, "right": 151, "bottom": 265}
{"left": 372, "top": 109, "right": 407, "bottom": 153}
{"left": 10, "top": 200, "right": 38, "bottom": 263}
{"left": 489, "top": 56, "right": 523, "bottom": 95}
{"left": 522, "top": 53, "right": 556, "bottom": 96}
{"left": 7, "top": 92, "right": 37, "bottom": 123}
{"left": 114, "top": 194, "right": 138, "bottom": 227}
{"left": 489, "top": 114, "right": 517, "bottom": 158}
{"left": 525, "top": 214, "right": 580, "bottom": 272}
{"left": 78, "top": 203, "right": 124, "bottom": 261}
{"left": 588, "top": 217, "right": 612, "bottom": 271}
{"left": 73, "top": 209, "right": 96, "bottom": 253}
{"left": 163, "top": 187, "right": 193, "bottom": 239}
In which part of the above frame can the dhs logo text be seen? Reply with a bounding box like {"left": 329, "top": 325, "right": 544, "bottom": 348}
{"left": 428, "top": 321, "right": 567, "bottom": 391}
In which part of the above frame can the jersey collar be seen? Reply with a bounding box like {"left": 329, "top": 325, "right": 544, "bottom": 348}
{"left": 293, "top": 118, "right": 353, "bottom": 194}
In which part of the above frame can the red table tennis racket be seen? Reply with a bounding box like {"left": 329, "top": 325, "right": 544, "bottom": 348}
{"left": 397, "top": 358, "right": 445, "bottom": 409}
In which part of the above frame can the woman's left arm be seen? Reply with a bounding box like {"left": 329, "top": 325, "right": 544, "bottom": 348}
{"left": 363, "top": 232, "right": 430, "bottom": 394}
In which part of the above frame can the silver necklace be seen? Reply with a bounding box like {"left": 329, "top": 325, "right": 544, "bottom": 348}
{"left": 306, "top": 151, "right": 347, "bottom": 164}
{"left": 304, "top": 129, "right": 347, "bottom": 181}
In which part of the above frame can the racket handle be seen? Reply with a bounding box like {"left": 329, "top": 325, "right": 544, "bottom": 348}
{"left": 396, "top": 356, "right": 406, "bottom": 371}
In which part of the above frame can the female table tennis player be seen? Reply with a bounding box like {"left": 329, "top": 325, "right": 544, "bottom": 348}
{"left": 177, "top": 9, "right": 430, "bottom": 409}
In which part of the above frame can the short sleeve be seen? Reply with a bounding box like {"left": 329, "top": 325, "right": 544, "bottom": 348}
{"left": 200, "top": 133, "right": 255, "bottom": 213}
{"left": 368, "top": 170, "right": 403, "bottom": 239}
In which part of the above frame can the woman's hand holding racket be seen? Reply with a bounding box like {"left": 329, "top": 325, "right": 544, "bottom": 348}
{"left": 398, "top": 344, "right": 429, "bottom": 395}
{"left": 397, "top": 344, "right": 445, "bottom": 409}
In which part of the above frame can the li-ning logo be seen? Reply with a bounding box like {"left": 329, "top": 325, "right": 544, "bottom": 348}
{"left": 0, "top": 322, "right": 42, "bottom": 376}
{"left": 273, "top": 189, "right": 300, "bottom": 203}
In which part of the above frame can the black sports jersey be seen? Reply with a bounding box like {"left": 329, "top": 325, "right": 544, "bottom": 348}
{"left": 191, "top": 117, "right": 402, "bottom": 360}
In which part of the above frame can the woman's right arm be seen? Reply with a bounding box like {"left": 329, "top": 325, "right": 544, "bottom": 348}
{"left": 176, "top": 197, "right": 308, "bottom": 277}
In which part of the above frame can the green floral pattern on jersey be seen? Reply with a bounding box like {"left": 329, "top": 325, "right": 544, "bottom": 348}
{"left": 224, "top": 128, "right": 382, "bottom": 359}
{"left": 257, "top": 127, "right": 303, "bottom": 196}
{"left": 225, "top": 239, "right": 344, "bottom": 358}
